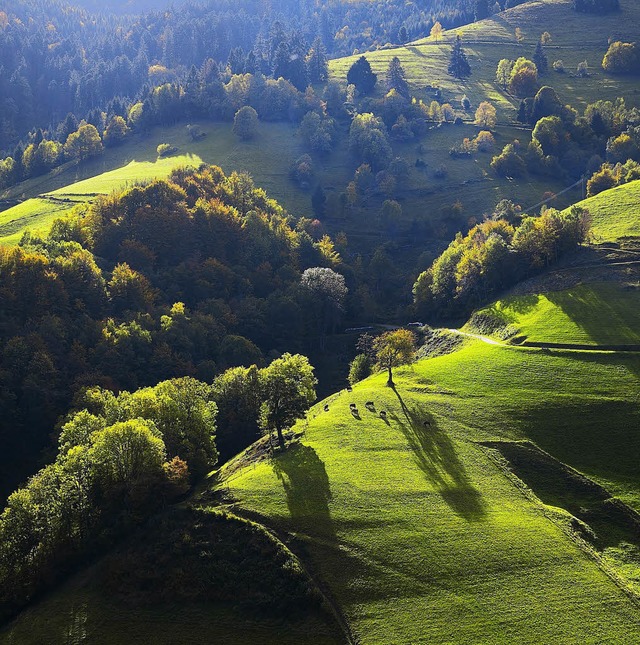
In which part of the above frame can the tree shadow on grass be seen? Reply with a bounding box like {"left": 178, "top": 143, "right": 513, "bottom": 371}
{"left": 390, "top": 387, "right": 487, "bottom": 522}
{"left": 272, "top": 443, "right": 337, "bottom": 544}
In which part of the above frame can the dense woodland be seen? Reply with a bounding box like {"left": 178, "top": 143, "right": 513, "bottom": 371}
{"left": 0, "top": 0, "right": 490, "bottom": 153}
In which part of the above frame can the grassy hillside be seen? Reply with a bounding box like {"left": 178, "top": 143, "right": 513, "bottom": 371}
{"left": 331, "top": 0, "right": 640, "bottom": 118}
{"left": 211, "top": 338, "right": 640, "bottom": 643}
{"left": 0, "top": 122, "right": 315, "bottom": 246}
{"left": 0, "top": 508, "right": 343, "bottom": 644}
{"left": 474, "top": 282, "right": 640, "bottom": 346}
{"left": 570, "top": 180, "right": 640, "bottom": 241}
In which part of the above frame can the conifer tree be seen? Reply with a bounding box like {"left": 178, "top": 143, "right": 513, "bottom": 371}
{"left": 347, "top": 56, "right": 377, "bottom": 94}
{"left": 386, "top": 57, "right": 410, "bottom": 97}
{"left": 533, "top": 40, "right": 548, "bottom": 74}
{"left": 448, "top": 36, "right": 471, "bottom": 79}
{"left": 306, "top": 37, "right": 329, "bottom": 83}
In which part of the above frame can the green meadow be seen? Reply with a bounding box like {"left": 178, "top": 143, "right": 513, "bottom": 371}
{"left": 477, "top": 282, "right": 640, "bottom": 346}
{"left": 214, "top": 337, "right": 640, "bottom": 643}
{"left": 569, "top": 180, "right": 640, "bottom": 242}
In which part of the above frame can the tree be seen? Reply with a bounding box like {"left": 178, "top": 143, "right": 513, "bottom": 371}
{"left": 348, "top": 354, "right": 371, "bottom": 385}
{"left": 474, "top": 0, "right": 489, "bottom": 21}
{"left": 475, "top": 101, "right": 497, "bottom": 128}
{"left": 349, "top": 112, "right": 392, "bottom": 170}
{"left": 347, "top": 56, "right": 377, "bottom": 94}
{"left": 312, "top": 185, "right": 327, "bottom": 217}
{"left": 508, "top": 58, "right": 538, "bottom": 97}
{"left": 602, "top": 42, "right": 640, "bottom": 75}
{"left": 398, "top": 26, "right": 409, "bottom": 44}
{"left": 496, "top": 59, "right": 514, "bottom": 89}
{"left": 541, "top": 32, "right": 552, "bottom": 44}
{"left": 306, "top": 37, "right": 329, "bottom": 83}
{"left": 430, "top": 21, "right": 443, "bottom": 43}
{"left": 448, "top": 36, "right": 471, "bottom": 79}
{"left": 103, "top": 116, "right": 129, "bottom": 147}
{"left": 259, "top": 353, "right": 317, "bottom": 449}
{"left": 533, "top": 41, "right": 548, "bottom": 74}
{"left": 300, "top": 267, "right": 348, "bottom": 341}
{"left": 233, "top": 106, "right": 259, "bottom": 140}
{"left": 64, "top": 124, "right": 103, "bottom": 160}
{"left": 89, "top": 419, "right": 165, "bottom": 498}
{"left": 386, "top": 57, "right": 410, "bottom": 97}
{"left": 373, "top": 329, "right": 416, "bottom": 387}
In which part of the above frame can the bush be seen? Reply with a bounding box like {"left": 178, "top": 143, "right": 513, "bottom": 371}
{"left": 475, "top": 131, "right": 495, "bottom": 152}
{"left": 552, "top": 60, "right": 565, "bottom": 73}
{"left": 348, "top": 354, "right": 372, "bottom": 385}
{"left": 233, "top": 106, "right": 259, "bottom": 140}
{"left": 433, "top": 164, "right": 448, "bottom": 179}
{"left": 157, "top": 143, "right": 178, "bottom": 157}
{"left": 491, "top": 142, "right": 526, "bottom": 177}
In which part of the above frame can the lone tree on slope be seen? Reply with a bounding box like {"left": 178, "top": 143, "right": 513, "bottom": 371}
{"left": 448, "top": 35, "right": 471, "bottom": 79}
{"left": 347, "top": 56, "right": 377, "bottom": 94}
{"left": 258, "top": 353, "right": 317, "bottom": 449}
{"left": 374, "top": 329, "right": 416, "bottom": 387}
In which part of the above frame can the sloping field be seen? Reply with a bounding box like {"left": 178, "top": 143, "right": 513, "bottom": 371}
{"left": 570, "top": 180, "right": 640, "bottom": 242}
{"left": 476, "top": 282, "right": 640, "bottom": 346}
{"left": 214, "top": 338, "right": 640, "bottom": 643}
{"left": 330, "top": 0, "right": 640, "bottom": 119}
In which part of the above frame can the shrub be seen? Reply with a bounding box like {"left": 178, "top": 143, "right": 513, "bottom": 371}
{"left": 157, "top": 143, "right": 177, "bottom": 157}
{"left": 552, "top": 60, "right": 565, "bottom": 73}
{"left": 475, "top": 131, "right": 495, "bottom": 152}
{"left": 233, "top": 106, "right": 259, "bottom": 140}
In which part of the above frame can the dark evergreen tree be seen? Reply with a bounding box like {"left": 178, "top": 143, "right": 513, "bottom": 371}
{"left": 386, "top": 57, "right": 410, "bottom": 97}
{"left": 347, "top": 56, "right": 377, "bottom": 94}
{"left": 306, "top": 37, "right": 329, "bottom": 83}
{"left": 398, "top": 26, "right": 408, "bottom": 44}
{"left": 533, "top": 41, "right": 548, "bottom": 74}
{"left": 448, "top": 36, "right": 471, "bottom": 79}
{"left": 272, "top": 41, "right": 292, "bottom": 81}
{"left": 228, "top": 47, "right": 246, "bottom": 75}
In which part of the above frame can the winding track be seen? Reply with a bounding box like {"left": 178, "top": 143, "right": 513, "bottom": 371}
{"left": 446, "top": 328, "right": 640, "bottom": 353}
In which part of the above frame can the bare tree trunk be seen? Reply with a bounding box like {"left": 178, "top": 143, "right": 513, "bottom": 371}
{"left": 387, "top": 365, "right": 394, "bottom": 387}
{"left": 276, "top": 424, "right": 285, "bottom": 450}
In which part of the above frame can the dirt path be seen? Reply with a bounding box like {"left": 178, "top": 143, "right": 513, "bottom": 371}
{"left": 446, "top": 328, "right": 640, "bottom": 353}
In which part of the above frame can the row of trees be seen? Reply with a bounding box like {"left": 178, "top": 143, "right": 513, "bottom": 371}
{"left": 413, "top": 206, "right": 591, "bottom": 316}
{"left": 0, "top": 350, "right": 317, "bottom": 619}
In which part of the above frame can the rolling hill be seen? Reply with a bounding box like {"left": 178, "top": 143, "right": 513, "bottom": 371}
{"left": 3, "top": 295, "right": 639, "bottom": 643}
{"left": 4, "top": 0, "right": 640, "bottom": 256}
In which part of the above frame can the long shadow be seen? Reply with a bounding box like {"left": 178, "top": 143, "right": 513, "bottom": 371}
{"left": 390, "top": 387, "right": 486, "bottom": 521}
{"left": 543, "top": 285, "right": 640, "bottom": 377}
{"left": 272, "top": 444, "right": 337, "bottom": 544}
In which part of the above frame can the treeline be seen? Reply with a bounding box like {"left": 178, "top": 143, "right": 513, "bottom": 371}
{"left": 413, "top": 205, "right": 591, "bottom": 316}
{"left": 0, "top": 0, "right": 481, "bottom": 153}
{"left": 0, "top": 163, "right": 350, "bottom": 497}
{"left": 0, "top": 350, "right": 316, "bottom": 619}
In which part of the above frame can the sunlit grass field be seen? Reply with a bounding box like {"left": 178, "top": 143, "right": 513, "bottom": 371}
{"left": 216, "top": 339, "right": 640, "bottom": 643}
{"left": 477, "top": 282, "right": 640, "bottom": 346}
{"left": 566, "top": 180, "right": 640, "bottom": 242}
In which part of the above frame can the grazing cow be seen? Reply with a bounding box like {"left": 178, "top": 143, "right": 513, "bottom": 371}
{"left": 379, "top": 410, "right": 387, "bottom": 417}
{"left": 324, "top": 404, "right": 330, "bottom": 412}
{"left": 423, "top": 419, "right": 431, "bottom": 427}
